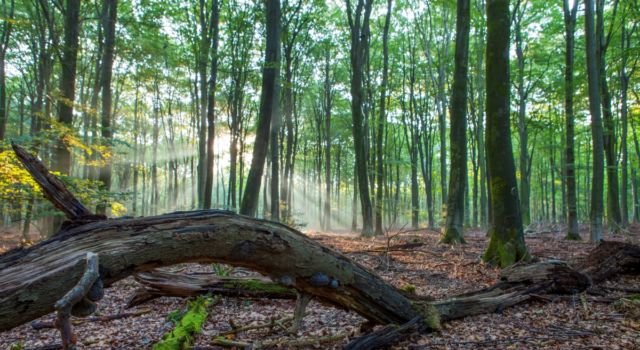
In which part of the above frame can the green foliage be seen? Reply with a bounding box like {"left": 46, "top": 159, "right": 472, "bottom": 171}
{"left": 153, "top": 295, "right": 216, "bottom": 350}
{"left": 401, "top": 283, "right": 416, "bottom": 294}
{"left": 613, "top": 296, "right": 640, "bottom": 320}
{"left": 9, "top": 342, "right": 24, "bottom": 350}
{"left": 211, "top": 263, "right": 232, "bottom": 277}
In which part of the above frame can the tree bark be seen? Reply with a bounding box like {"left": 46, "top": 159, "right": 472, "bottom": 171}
{"left": 240, "top": 0, "right": 281, "bottom": 217}
{"left": 346, "top": 0, "right": 374, "bottom": 236}
{"left": 196, "top": 0, "right": 209, "bottom": 208}
{"left": 585, "top": 0, "right": 605, "bottom": 242}
{"left": 483, "top": 0, "right": 529, "bottom": 267}
{"left": 52, "top": 0, "right": 80, "bottom": 176}
{"left": 0, "top": 0, "right": 14, "bottom": 142}
{"left": 441, "top": 0, "right": 470, "bottom": 244}
{"left": 563, "top": 0, "right": 580, "bottom": 240}
{"left": 514, "top": 5, "right": 530, "bottom": 227}
{"left": 97, "top": 0, "right": 117, "bottom": 215}
{"left": 374, "top": 0, "right": 392, "bottom": 236}
{"left": 203, "top": 0, "right": 220, "bottom": 210}
{"left": 126, "top": 270, "right": 297, "bottom": 308}
{"left": 322, "top": 50, "right": 333, "bottom": 231}
{"left": 596, "top": 0, "right": 622, "bottom": 233}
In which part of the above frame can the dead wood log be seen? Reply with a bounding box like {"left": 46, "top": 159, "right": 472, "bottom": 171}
{"left": 126, "top": 270, "right": 297, "bottom": 308}
{"left": 0, "top": 209, "right": 441, "bottom": 331}
{"left": 344, "top": 316, "right": 422, "bottom": 350}
{"left": 577, "top": 241, "right": 640, "bottom": 284}
{"left": 0, "top": 145, "right": 438, "bottom": 331}
{"left": 11, "top": 143, "right": 104, "bottom": 226}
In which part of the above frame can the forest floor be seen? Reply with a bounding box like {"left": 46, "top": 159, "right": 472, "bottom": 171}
{"left": 1, "top": 223, "right": 639, "bottom": 349}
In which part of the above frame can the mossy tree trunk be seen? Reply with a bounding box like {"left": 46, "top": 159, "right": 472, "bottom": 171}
{"left": 483, "top": 0, "right": 529, "bottom": 267}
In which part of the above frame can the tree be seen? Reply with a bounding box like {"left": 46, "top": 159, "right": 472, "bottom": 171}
{"left": 239, "top": 0, "right": 281, "bottom": 217}
{"left": 375, "top": 0, "right": 392, "bottom": 235}
{"left": 322, "top": 49, "right": 334, "bottom": 231}
{"left": 0, "top": 0, "right": 14, "bottom": 142}
{"left": 584, "top": 0, "right": 605, "bottom": 242}
{"left": 483, "top": 0, "right": 529, "bottom": 267}
{"left": 596, "top": 0, "right": 622, "bottom": 232}
{"left": 513, "top": 1, "right": 531, "bottom": 226}
{"left": 562, "top": 0, "right": 580, "bottom": 240}
{"left": 346, "top": 0, "right": 374, "bottom": 236}
{"left": 203, "top": 0, "right": 221, "bottom": 210}
{"left": 97, "top": 0, "right": 118, "bottom": 215}
{"left": 618, "top": 2, "right": 638, "bottom": 227}
{"left": 441, "top": 0, "right": 471, "bottom": 244}
{"left": 52, "top": 0, "right": 80, "bottom": 175}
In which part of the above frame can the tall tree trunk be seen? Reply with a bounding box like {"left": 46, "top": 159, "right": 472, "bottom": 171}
{"left": 563, "top": 0, "right": 580, "bottom": 239}
{"left": 441, "top": 0, "right": 470, "bottom": 244}
{"left": 584, "top": 0, "right": 605, "bottom": 242}
{"left": 346, "top": 0, "right": 374, "bottom": 236}
{"left": 97, "top": 0, "right": 117, "bottom": 216}
{"left": 239, "top": 0, "right": 281, "bottom": 217}
{"left": 596, "top": 0, "right": 621, "bottom": 233}
{"left": 132, "top": 85, "right": 140, "bottom": 215}
{"left": 0, "top": 0, "right": 14, "bottom": 142}
{"left": 483, "top": 0, "right": 529, "bottom": 267}
{"left": 375, "top": 0, "right": 392, "bottom": 235}
{"left": 197, "top": 0, "right": 209, "bottom": 208}
{"left": 53, "top": 0, "right": 80, "bottom": 175}
{"left": 618, "top": 7, "right": 634, "bottom": 227}
{"left": 513, "top": 4, "right": 530, "bottom": 227}
{"left": 203, "top": 0, "right": 220, "bottom": 210}
{"left": 269, "top": 94, "right": 280, "bottom": 221}
{"left": 323, "top": 51, "right": 333, "bottom": 232}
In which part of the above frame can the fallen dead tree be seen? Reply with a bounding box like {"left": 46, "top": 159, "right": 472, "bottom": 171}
{"left": 126, "top": 270, "right": 297, "bottom": 308}
{"left": 2, "top": 144, "right": 640, "bottom": 350}
{"left": 1, "top": 145, "right": 440, "bottom": 342}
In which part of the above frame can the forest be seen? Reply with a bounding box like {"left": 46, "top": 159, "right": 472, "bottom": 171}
{"left": 0, "top": 0, "right": 639, "bottom": 349}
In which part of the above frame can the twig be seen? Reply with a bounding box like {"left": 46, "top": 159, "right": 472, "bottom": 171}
{"left": 201, "top": 332, "right": 349, "bottom": 349}
{"left": 54, "top": 252, "right": 99, "bottom": 350}
{"left": 289, "top": 292, "right": 312, "bottom": 333}
{"left": 221, "top": 316, "right": 293, "bottom": 336}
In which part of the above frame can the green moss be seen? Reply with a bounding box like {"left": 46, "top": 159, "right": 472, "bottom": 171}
{"left": 9, "top": 343, "right": 23, "bottom": 350}
{"left": 223, "top": 279, "right": 292, "bottom": 294}
{"left": 483, "top": 229, "right": 530, "bottom": 268}
{"left": 565, "top": 232, "right": 582, "bottom": 241}
{"left": 627, "top": 294, "right": 640, "bottom": 301}
{"left": 439, "top": 227, "right": 466, "bottom": 244}
{"left": 153, "top": 296, "right": 215, "bottom": 350}
{"left": 401, "top": 284, "right": 416, "bottom": 294}
{"left": 411, "top": 302, "right": 441, "bottom": 330}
